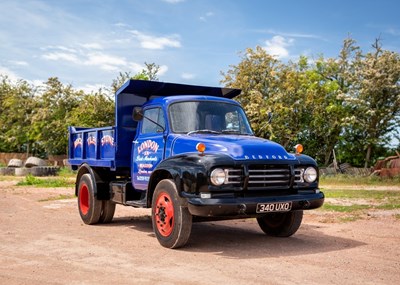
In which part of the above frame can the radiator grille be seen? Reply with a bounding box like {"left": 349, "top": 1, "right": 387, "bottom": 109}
{"left": 248, "top": 165, "right": 291, "bottom": 190}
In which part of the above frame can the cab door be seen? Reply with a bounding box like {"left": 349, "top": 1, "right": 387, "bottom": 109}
{"left": 132, "top": 107, "right": 166, "bottom": 190}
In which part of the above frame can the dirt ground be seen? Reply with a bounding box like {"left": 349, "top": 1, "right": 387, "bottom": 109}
{"left": 0, "top": 179, "right": 399, "bottom": 285}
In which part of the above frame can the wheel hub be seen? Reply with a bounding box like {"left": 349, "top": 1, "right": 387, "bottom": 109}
{"left": 155, "top": 193, "right": 174, "bottom": 237}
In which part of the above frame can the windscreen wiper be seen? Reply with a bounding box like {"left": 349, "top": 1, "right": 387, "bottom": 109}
{"left": 187, "top": 129, "right": 221, "bottom": 135}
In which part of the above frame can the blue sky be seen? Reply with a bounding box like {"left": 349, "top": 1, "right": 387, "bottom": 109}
{"left": 0, "top": 0, "right": 399, "bottom": 93}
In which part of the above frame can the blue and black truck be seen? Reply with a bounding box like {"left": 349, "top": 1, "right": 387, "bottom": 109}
{"left": 68, "top": 80, "right": 324, "bottom": 248}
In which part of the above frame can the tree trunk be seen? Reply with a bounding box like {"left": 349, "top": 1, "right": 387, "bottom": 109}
{"left": 364, "top": 145, "right": 372, "bottom": 168}
{"left": 324, "top": 149, "right": 332, "bottom": 167}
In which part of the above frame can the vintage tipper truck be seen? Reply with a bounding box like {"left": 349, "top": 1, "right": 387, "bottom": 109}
{"left": 68, "top": 79, "right": 324, "bottom": 248}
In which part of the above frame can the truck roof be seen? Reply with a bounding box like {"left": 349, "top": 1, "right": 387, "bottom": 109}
{"left": 116, "top": 79, "right": 241, "bottom": 99}
{"left": 143, "top": 95, "right": 242, "bottom": 108}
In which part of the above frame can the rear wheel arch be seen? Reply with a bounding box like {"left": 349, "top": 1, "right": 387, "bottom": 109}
{"left": 75, "top": 164, "right": 112, "bottom": 199}
{"left": 76, "top": 164, "right": 116, "bottom": 224}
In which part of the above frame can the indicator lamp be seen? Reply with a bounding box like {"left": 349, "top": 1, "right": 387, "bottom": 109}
{"left": 295, "top": 144, "right": 303, "bottom": 154}
{"left": 196, "top": 142, "right": 206, "bottom": 154}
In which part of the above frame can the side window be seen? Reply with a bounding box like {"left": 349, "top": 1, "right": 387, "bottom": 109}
{"left": 141, "top": 108, "right": 165, "bottom": 134}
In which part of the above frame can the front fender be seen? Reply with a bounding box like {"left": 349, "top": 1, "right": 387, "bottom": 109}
{"left": 149, "top": 152, "right": 235, "bottom": 196}
{"left": 294, "top": 154, "right": 318, "bottom": 167}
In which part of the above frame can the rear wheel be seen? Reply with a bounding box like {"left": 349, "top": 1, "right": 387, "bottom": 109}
{"left": 78, "top": 174, "right": 102, "bottom": 225}
{"left": 152, "top": 179, "right": 192, "bottom": 249}
{"left": 257, "top": 210, "right": 303, "bottom": 237}
{"left": 99, "top": 200, "right": 116, "bottom": 223}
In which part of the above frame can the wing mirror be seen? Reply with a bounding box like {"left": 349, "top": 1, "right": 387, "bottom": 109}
{"left": 133, "top": 107, "right": 144, "bottom": 121}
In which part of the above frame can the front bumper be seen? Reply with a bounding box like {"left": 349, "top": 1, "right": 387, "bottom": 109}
{"left": 186, "top": 191, "right": 324, "bottom": 217}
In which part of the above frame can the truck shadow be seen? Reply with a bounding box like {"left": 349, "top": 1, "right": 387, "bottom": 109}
{"left": 185, "top": 221, "right": 366, "bottom": 259}
{"left": 109, "top": 216, "right": 154, "bottom": 233}
{"left": 105, "top": 216, "right": 366, "bottom": 259}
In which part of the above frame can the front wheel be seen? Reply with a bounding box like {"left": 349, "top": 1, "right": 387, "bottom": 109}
{"left": 152, "top": 179, "right": 192, "bottom": 249}
{"left": 257, "top": 210, "right": 303, "bottom": 237}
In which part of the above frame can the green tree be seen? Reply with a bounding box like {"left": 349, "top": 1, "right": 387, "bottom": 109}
{"left": 221, "top": 46, "right": 282, "bottom": 138}
{"left": 68, "top": 90, "right": 115, "bottom": 127}
{"left": 221, "top": 48, "right": 346, "bottom": 165}
{"left": 0, "top": 76, "right": 37, "bottom": 154}
{"left": 338, "top": 39, "right": 400, "bottom": 167}
{"left": 32, "top": 77, "right": 80, "bottom": 155}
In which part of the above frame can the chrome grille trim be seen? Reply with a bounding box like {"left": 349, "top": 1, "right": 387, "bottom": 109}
{"left": 294, "top": 168, "right": 304, "bottom": 183}
{"left": 225, "top": 169, "right": 243, "bottom": 184}
{"left": 247, "top": 165, "right": 291, "bottom": 189}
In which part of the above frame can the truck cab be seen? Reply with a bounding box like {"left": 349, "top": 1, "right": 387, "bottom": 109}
{"left": 68, "top": 80, "right": 324, "bottom": 248}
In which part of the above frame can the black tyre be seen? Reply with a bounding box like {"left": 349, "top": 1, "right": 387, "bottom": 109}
{"left": 0, "top": 167, "right": 15, "bottom": 176}
{"left": 31, "top": 166, "right": 60, "bottom": 177}
{"left": 99, "top": 200, "right": 116, "bottom": 223}
{"left": 78, "top": 174, "right": 102, "bottom": 225}
{"left": 152, "top": 179, "right": 192, "bottom": 249}
{"left": 257, "top": 210, "right": 303, "bottom": 237}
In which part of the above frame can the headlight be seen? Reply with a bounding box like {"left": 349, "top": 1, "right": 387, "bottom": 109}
{"left": 210, "top": 168, "right": 226, "bottom": 185}
{"left": 304, "top": 167, "right": 317, "bottom": 183}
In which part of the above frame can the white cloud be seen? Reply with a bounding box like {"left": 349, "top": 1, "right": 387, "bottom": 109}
{"left": 0, "top": 65, "right": 19, "bottom": 81}
{"left": 181, "top": 72, "right": 195, "bottom": 80}
{"left": 43, "top": 45, "right": 77, "bottom": 53}
{"left": 9, "top": 60, "right": 28, "bottom": 66}
{"left": 130, "top": 30, "right": 181, "bottom": 50}
{"left": 200, "top": 11, "right": 214, "bottom": 22}
{"left": 128, "top": 62, "right": 145, "bottom": 73}
{"left": 386, "top": 27, "right": 400, "bottom": 36}
{"left": 264, "top": 35, "right": 294, "bottom": 59}
{"left": 257, "top": 29, "right": 323, "bottom": 40}
{"left": 84, "top": 52, "right": 127, "bottom": 71}
{"left": 158, "top": 65, "right": 169, "bottom": 76}
{"left": 41, "top": 45, "right": 130, "bottom": 72}
{"left": 42, "top": 51, "right": 80, "bottom": 63}
{"left": 81, "top": 43, "right": 103, "bottom": 50}
{"left": 30, "top": 79, "right": 46, "bottom": 87}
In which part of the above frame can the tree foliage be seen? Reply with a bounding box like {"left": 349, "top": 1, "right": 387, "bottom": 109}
{"left": 221, "top": 38, "right": 400, "bottom": 167}
{"left": 0, "top": 76, "right": 36, "bottom": 153}
{"left": 0, "top": 63, "right": 160, "bottom": 156}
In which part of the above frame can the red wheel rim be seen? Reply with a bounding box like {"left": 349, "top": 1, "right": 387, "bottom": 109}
{"left": 155, "top": 192, "right": 174, "bottom": 237}
{"left": 79, "top": 183, "right": 89, "bottom": 215}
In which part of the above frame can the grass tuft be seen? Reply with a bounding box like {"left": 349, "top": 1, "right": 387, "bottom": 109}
{"left": 320, "top": 174, "right": 400, "bottom": 186}
{"left": 17, "top": 174, "right": 74, "bottom": 187}
{"left": 322, "top": 203, "right": 370, "bottom": 212}
{"left": 57, "top": 167, "right": 76, "bottom": 177}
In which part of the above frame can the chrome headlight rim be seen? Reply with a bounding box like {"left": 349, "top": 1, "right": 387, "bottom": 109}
{"left": 304, "top": 167, "right": 318, "bottom": 183}
{"left": 210, "top": 168, "right": 226, "bottom": 186}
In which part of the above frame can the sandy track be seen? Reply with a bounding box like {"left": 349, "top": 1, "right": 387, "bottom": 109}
{"left": 0, "top": 180, "right": 399, "bottom": 284}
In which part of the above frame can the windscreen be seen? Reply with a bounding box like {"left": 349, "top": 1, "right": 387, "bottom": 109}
{"left": 169, "top": 101, "right": 253, "bottom": 135}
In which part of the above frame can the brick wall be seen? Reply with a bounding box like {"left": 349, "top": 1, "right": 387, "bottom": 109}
{"left": 0, "top": 153, "right": 67, "bottom": 166}
{"left": 0, "top": 153, "right": 29, "bottom": 165}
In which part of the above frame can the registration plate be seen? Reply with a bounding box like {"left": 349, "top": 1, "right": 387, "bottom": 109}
{"left": 256, "top": 202, "right": 292, "bottom": 213}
